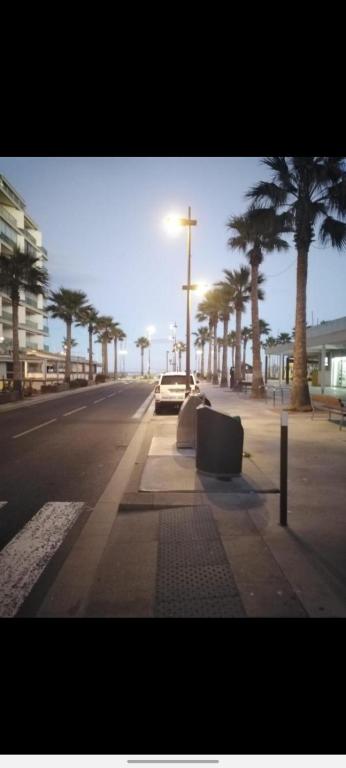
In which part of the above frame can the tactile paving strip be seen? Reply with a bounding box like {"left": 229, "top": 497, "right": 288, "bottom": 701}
{"left": 154, "top": 506, "right": 245, "bottom": 617}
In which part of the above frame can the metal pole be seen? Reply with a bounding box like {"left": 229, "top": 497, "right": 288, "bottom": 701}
{"left": 166, "top": 350, "right": 169, "bottom": 371}
{"left": 186, "top": 206, "right": 192, "bottom": 393}
{"left": 280, "top": 411, "right": 288, "bottom": 526}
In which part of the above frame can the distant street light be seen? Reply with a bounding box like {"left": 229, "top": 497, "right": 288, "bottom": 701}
{"left": 119, "top": 348, "right": 128, "bottom": 375}
{"left": 146, "top": 325, "right": 156, "bottom": 376}
{"left": 164, "top": 208, "right": 197, "bottom": 393}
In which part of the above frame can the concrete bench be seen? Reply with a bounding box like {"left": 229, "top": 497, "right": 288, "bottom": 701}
{"left": 311, "top": 394, "right": 346, "bottom": 430}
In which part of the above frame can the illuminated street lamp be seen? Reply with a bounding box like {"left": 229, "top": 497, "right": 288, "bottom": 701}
{"left": 119, "top": 348, "right": 128, "bottom": 375}
{"left": 146, "top": 325, "right": 156, "bottom": 376}
{"left": 164, "top": 208, "right": 197, "bottom": 393}
{"left": 196, "top": 348, "right": 202, "bottom": 374}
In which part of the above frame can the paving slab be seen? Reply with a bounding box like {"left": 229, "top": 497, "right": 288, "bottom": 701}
{"left": 140, "top": 453, "right": 278, "bottom": 493}
{"left": 149, "top": 436, "right": 195, "bottom": 457}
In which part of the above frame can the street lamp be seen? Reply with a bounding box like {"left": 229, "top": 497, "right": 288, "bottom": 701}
{"left": 169, "top": 322, "right": 177, "bottom": 370}
{"left": 164, "top": 208, "right": 197, "bottom": 393}
{"left": 146, "top": 325, "right": 156, "bottom": 376}
{"left": 119, "top": 349, "right": 128, "bottom": 375}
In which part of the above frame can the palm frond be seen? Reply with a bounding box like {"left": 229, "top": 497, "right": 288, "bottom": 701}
{"left": 246, "top": 181, "right": 288, "bottom": 208}
{"left": 325, "top": 177, "right": 346, "bottom": 216}
{"left": 319, "top": 217, "right": 346, "bottom": 249}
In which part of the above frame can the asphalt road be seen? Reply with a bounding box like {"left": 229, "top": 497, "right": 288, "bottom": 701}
{"left": 0, "top": 380, "right": 153, "bottom": 551}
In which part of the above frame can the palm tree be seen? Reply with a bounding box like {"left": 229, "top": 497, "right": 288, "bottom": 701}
{"left": 227, "top": 211, "right": 289, "bottom": 398}
{"left": 265, "top": 335, "right": 278, "bottom": 348}
{"left": 112, "top": 324, "right": 126, "bottom": 379}
{"left": 47, "top": 288, "right": 89, "bottom": 383}
{"left": 213, "top": 282, "right": 235, "bottom": 387}
{"left": 241, "top": 326, "right": 252, "bottom": 376}
{"left": 0, "top": 247, "right": 49, "bottom": 395}
{"left": 196, "top": 289, "right": 221, "bottom": 384}
{"left": 62, "top": 337, "right": 78, "bottom": 349}
{"left": 95, "top": 315, "right": 114, "bottom": 377}
{"left": 220, "top": 268, "right": 251, "bottom": 389}
{"left": 76, "top": 305, "right": 99, "bottom": 382}
{"left": 174, "top": 341, "right": 186, "bottom": 372}
{"left": 135, "top": 336, "right": 150, "bottom": 375}
{"left": 192, "top": 326, "right": 209, "bottom": 378}
{"left": 276, "top": 332, "right": 292, "bottom": 344}
{"left": 227, "top": 330, "right": 236, "bottom": 367}
{"left": 246, "top": 156, "right": 346, "bottom": 409}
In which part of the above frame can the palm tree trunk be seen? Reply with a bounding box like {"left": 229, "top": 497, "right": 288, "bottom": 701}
{"left": 207, "top": 319, "right": 213, "bottom": 381}
{"left": 220, "top": 316, "right": 229, "bottom": 387}
{"left": 234, "top": 309, "right": 242, "bottom": 389}
{"left": 88, "top": 325, "right": 93, "bottom": 381}
{"left": 232, "top": 345, "right": 235, "bottom": 367}
{"left": 212, "top": 320, "right": 218, "bottom": 384}
{"left": 242, "top": 339, "right": 247, "bottom": 377}
{"left": 291, "top": 248, "right": 311, "bottom": 409}
{"left": 201, "top": 344, "right": 205, "bottom": 378}
{"left": 251, "top": 262, "right": 265, "bottom": 398}
{"left": 141, "top": 348, "right": 144, "bottom": 375}
{"left": 114, "top": 338, "right": 118, "bottom": 379}
{"left": 102, "top": 339, "right": 108, "bottom": 376}
{"left": 65, "top": 320, "right": 72, "bottom": 383}
{"left": 12, "top": 300, "right": 23, "bottom": 396}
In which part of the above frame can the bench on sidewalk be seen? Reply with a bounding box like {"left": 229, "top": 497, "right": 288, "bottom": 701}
{"left": 311, "top": 394, "right": 346, "bottom": 430}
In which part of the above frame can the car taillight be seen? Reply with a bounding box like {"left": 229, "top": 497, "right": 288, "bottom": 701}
{"left": 155, "top": 385, "right": 160, "bottom": 393}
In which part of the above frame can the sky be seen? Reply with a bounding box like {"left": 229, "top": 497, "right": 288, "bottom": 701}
{"left": 1, "top": 156, "right": 346, "bottom": 373}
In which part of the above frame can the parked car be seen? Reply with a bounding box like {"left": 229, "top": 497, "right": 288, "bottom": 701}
{"left": 154, "top": 372, "right": 200, "bottom": 414}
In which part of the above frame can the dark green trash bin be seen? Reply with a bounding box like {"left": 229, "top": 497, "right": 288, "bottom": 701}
{"left": 196, "top": 405, "right": 244, "bottom": 477}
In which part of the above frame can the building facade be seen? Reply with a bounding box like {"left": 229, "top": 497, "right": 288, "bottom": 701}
{"left": 0, "top": 173, "right": 49, "bottom": 378}
{"left": 265, "top": 316, "right": 346, "bottom": 390}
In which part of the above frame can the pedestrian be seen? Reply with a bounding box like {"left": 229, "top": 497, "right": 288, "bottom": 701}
{"left": 230, "top": 366, "right": 235, "bottom": 389}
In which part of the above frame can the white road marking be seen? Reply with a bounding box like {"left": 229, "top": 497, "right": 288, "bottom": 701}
{"left": 94, "top": 397, "right": 106, "bottom": 403}
{"left": 132, "top": 391, "right": 154, "bottom": 419}
{"left": 63, "top": 406, "right": 87, "bottom": 417}
{"left": 0, "top": 501, "right": 85, "bottom": 618}
{"left": 12, "top": 419, "right": 57, "bottom": 439}
{"left": 0, "top": 502, "right": 8, "bottom": 511}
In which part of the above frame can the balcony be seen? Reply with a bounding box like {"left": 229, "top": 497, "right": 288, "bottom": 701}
{"left": 26, "top": 342, "right": 39, "bottom": 350}
{"left": 23, "top": 230, "right": 37, "bottom": 247}
{"left": 44, "top": 345, "right": 49, "bottom": 352}
{"left": 1, "top": 310, "right": 13, "bottom": 324}
{"left": 0, "top": 175, "right": 25, "bottom": 210}
{"left": 0, "top": 206, "right": 18, "bottom": 229}
{"left": 25, "top": 296, "right": 38, "bottom": 309}
{"left": 43, "top": 325, "right": 49, "bottom": 334}
{"left": 0, "top": 229, "right": 16, "bottom": 247}
{"left": 23, "top": 320, "right": 39, "bottom": 332}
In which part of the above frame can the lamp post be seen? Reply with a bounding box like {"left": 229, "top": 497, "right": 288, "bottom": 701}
{"left": 196, "top": 348, "right": 202, "bottom": 374}
{"left": 164, "top": 208, "right": 197, "bottom": 393}
{"left": 170, "top": 322, "right": 177, "bottom": 370}
{"left": 146, "top": 325, "right": 155, "bottom": 376}
{"left": 119, "top": 349, "right": 128, "bottom": 376}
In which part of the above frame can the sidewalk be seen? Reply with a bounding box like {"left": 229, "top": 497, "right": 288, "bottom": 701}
{"left": 37, "top": 382, "right": 346, "bottom": 618}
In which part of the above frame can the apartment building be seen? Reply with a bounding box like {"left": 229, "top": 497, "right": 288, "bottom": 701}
{"left": 0, "top": 173, "right": 49, "bottom": 378}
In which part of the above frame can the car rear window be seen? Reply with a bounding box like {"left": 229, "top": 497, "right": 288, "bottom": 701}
{"left": 160, "top": 375, "right": 194, "bottom": 385}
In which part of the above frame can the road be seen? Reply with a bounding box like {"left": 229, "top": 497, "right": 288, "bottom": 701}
{"left": 0, "top": 380, "right": 153, "bottom": 553}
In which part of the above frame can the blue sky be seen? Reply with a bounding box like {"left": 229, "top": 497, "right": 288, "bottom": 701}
{"left": 1, "top": 156, "right": 346, "bottom": 373}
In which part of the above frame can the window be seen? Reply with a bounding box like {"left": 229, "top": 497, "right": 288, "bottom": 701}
{"left": 161, "top": 374, "right": 194, "bottom": 385}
